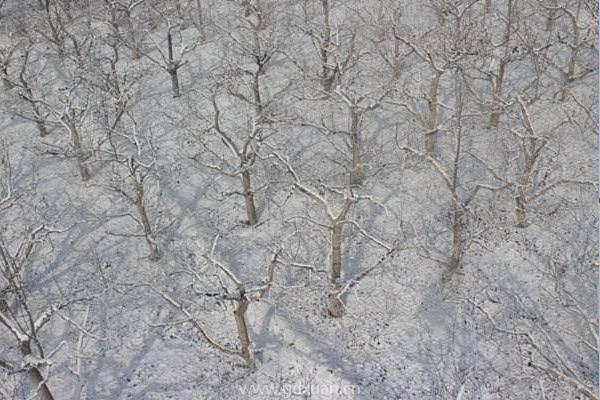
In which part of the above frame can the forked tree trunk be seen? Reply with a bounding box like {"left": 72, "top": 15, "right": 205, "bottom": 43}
{"left": 233, "top": 296, "right": 252, "bottom": 366}
{"left": 241, "top": 169, "right": 258, "bottom": 225}
{"left": 20, "top": 342, "right": 55, "bottom": 400}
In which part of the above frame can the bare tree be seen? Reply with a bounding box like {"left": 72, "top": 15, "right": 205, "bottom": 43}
{"left": 469, "top": 288, "right": 598, "bottom": 399}
{"left": 12, "top": 47, "right": 51, "bottom": 137}
{"left": 190, "top": 0, "right": 291, "bottom": 225}
{"left": 294, "top": 9, "right": 392, "bottom": 188}
{"left": 297, "top": 0, "right": 367, "bottom": 94}
{"left": 0, "top": 226, "right": 60, "bottom": 400}
{"left": 0, "top": 0, "right": 595, "bottom": 397}
{"left": 273, "top": 151, "right": 392, "bottom": 316}
{"left": 29, "top": 81, "right": 93, "bottom": 181}
{"left": 0, "top": 148, "right": 101, "bottom": 399}
{"left": 0, "top": 143, "right": 17, "bottom": 212}
{"left": 400, "top": 74, "right": 510, "bottom": 281}
{"left": 366, "top": 2, "right": 412, "bottom": 81}
{"left": 88, "top": 24, "right": 139, "bottom": 158}
{"left": 151, "top": 237, "right": 280, "bottom": 366}
{"left": 390, "top": 1, "right": 482, "bottom": 154}
{"left": 508, "top": 95, "right": 595, "bottom": 227}
{"left": 99, "top": 123, "right": 164, "bottom": 260}
{"left": 391, "top": 32, "right": 450, "bottom": 156}
{"left": 313, "top": 0, "right": 336, "bottom": 92}
{"left": 0, "top": 36, "right": 51, "bottom": 137}
{"left": 137, "top": 24, "right": 197, "bottom": 97}
{"left": 28, "top": 0, "right": 94, "bottom": 69}
{"left": 196, "top": 90, "right": 263, "bottom": 225}
{"left": 105, "top": 0, "right": 147, "bottom": 59}
{"left": 538, "top": 0, "right": 597, "bottom": 101}
{"left": 33, "top": 0, "right": 68, "bottom": 56}
{"left": 485, "top": 0, "right": 522, "bottom": 127}
{"left": 0, "top": 218, "right": 96, "bottom": 400}
{"left": 0, "top": 33, "right": 18, "bottom": 91}
{"left": 333, "top": 87, "right": 388, "bottom": 186}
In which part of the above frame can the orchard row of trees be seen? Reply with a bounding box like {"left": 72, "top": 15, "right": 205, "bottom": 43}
{"left": 0, "top": 0, "right": 597, "bottom": 399}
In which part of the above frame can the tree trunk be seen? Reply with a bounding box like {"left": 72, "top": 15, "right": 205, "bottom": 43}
{"left": 349, "top": 108, "right": 363, "bottom": 186}
{"left": 138, "top": 206, "right": 160, "bottom": 260}
{"left": 327, "top": 290, "right": 345, "bottom": 318}
{"left": 252, "top": 71, "right": 262, "bottom": 117}
{"left": 545, "top": 12, "right": 556, "bottom": 32}
{"left": 545, "top": 0, "right": 558, "bottom": 32}
{"left": 126, "top": 12, "right": 141, "bottom": 59}
{"left": 66, "top": 117, "right": 90, "bottom": 181}
{"left": 233, "top": 296, "right": 252, "bottom": 366}
{"left": 241, "top": 169, "right": 258, "bottom": 225}
{"left": 319, "top": 0, "right": 333, "bottom": 92}
{"left": 330, "top": 222, "right": 342, "bottom": 283}
{"left": 443, "top": 204, "right": 463, "bottom": 281}
{"left": 1, "top": 64, "right": 11, "bottom": 90}
{"left": 392, "top": 39, "right": 402, "bottom": 80}
{"left": 44, "top": 3, "right": 64, "bottom": 56}
{"left": 20, "top": 342, "right": 55, "bottom": 400}
{"left": 33, "top": 104, "right": 48, "bottom": 137}
{"left": 515, "top": 160, "right": 533, "bottom": 228}
{"left": 425, "top": 70, "right": 442, "bottom": 156}
{"left": 515, "top": 100, "right": 537, "bottom": 228}
{"left": 515, "top": 192, "right": 528, "bottom": 228}
{"left": 490, "top": 0, "right": 513, "bottom": 126}
{"left": 26, "top": 365, "right": 55, "bottom": 400}
{"left": 167, "top": 31, "right": 181, "bottom": 98}
{"left": 168, "top": 68, "right": 180, "bottom": 98}
{"left": 36, "top": 119, "right": 48, "bottom": 138}
{"left": 195, "top": 0, "right": 206, "bottom": 39}
{"left": 489, "top": 61, "right": 506, "bottom": 128}
{"left": 561, "top": 47, "right": 578, "bottom": 102}
{"left": 484, "top": 0, "right": 492, "bottom": 14}
{"left": 134, "top": 186, "right": 160, "bottom": 260}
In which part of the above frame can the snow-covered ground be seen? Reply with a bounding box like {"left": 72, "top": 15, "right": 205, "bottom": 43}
{"left": 0, "top": 1, "right": 597, "bottom": 399}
